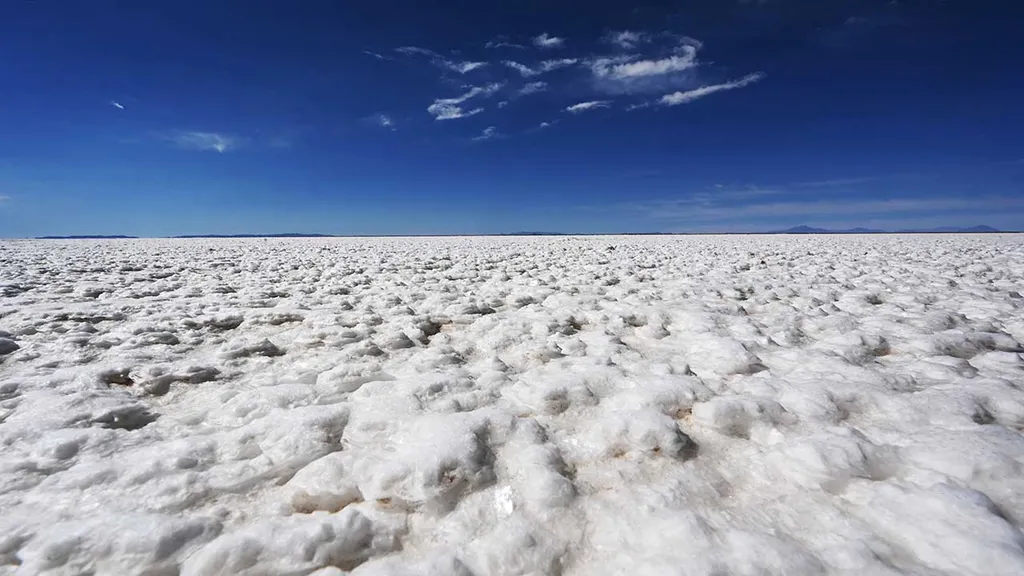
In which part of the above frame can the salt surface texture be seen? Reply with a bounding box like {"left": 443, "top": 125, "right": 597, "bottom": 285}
{"left": 1, "top": 235, "right": 1023, "bottom": 575}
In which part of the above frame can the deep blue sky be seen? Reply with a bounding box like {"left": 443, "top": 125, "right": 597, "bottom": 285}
{"left": 1, "top": 0, "right": 1023, "bottom": 236}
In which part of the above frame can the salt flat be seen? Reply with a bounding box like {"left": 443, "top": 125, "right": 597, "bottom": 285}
{"left": 1, "top": 234, "right": 1023, "bottom": 576}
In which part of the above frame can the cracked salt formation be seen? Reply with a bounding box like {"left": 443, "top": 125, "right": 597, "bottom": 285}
{"left": 1, "top": 234, "right": 1023, "bottom": 575}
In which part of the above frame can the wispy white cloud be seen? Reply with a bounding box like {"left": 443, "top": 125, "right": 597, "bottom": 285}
{"left": 427, "top": 83, "right": 503, "bottom": 120}
{"left": 374, "top": 114, "right": 396, "bottom": 130}
{"left": 518, "top": 81, "right": 548, "bottom": 95}
{"left": 593, "top": 46, "right": 699, "bottom": 80}
{"left": 390, "top": 32, "right": 760, "bottom": 123}
{"left": 604, "top": 30, "right": 647, "bottom": 49}
{"left": 428, "top": 103, "right": 483, "bottom": 121}
{"left": 588, "top": 54, "right": 638, "bottom": 70}
{"left": 586, "top": 37, "right": 725, "bottom": 95}
{"left": 363, "top": 50, "right": 391, "bottom": 60}
{"left": 503, "top": 58, "right": 577, "bottom": 77}
{"left": 498, "top": 100, "right": 509, "bottom": 108}
{"left": 533, "top": 33, "right": 565, "bottom": 49}
{"left": 162, "top": 131, "right": 242, "bottom": 153}
{"left": 473, "top": 126, "right": 501, "bottom": 141}
{"left": 659, "top": 72, "right": 765, "bottom": 105}
{"left": 503, "top": 60, "right": 538, "bottom": 77}
{"left": 486, "top": 36, "right": 527, "bottom": 49}
{"left": 540, "top": 58, "right": 578, "bottom": 72}
{"left": 394, "top": 46, "right": 435, "bottom": 58}
{"left": 451, "top": 61, "right": 488, "bottom": 73}
{"left": 109, "top": 100, "right": 125, "bottom": 110}
{"left": 565, "top": 100, "right": 610, "bottom": 114}
{"left": 394, "top": 46, "right": 487, "bottom": 74}
{"left": 522, "top": 119, "right": 559, "bottom": 135}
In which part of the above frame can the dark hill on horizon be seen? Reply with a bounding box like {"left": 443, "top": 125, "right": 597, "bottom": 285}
{"left": 27, "top": 226, "right": 1014, "bottom": 239}
{"left": 776, "top": 225, "right": 1004, "bottom": 234}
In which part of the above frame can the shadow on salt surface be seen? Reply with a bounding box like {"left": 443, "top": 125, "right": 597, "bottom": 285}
{"left": 91, "top": 404, "right": 158, "bottom": 430}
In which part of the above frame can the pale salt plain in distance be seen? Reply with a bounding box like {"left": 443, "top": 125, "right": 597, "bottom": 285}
{"left": 1, "top": 234, "right": 1023, "bottom": 576}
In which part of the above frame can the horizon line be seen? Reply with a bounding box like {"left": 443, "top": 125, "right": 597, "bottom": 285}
{"left": 13, "top": 227, "right": 1020, "bottom": 240}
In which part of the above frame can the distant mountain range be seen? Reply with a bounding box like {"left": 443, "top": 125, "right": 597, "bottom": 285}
{"left": 30, "top": 226, "right": 1012, "bottom": 239}
{"left": 902, "top": 225, "right": 1001, "bottom": 233}
{"left": 775, "top": 225, "right": 1003, "bottom": 234}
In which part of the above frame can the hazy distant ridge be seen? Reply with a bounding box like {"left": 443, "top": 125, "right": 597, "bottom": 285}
{"left": 30, "top": 225, "right": 1010, "bottom": 239}
{"left": 775, "top": 225, "right": 1002, "bottom": 234}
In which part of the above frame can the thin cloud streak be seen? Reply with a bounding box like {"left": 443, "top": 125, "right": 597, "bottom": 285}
{"left": 109, "top": 101, "right": 125, "bottom": 110}
{"left": 565, "top": 100, "right": 609, "bottom": 114}
{"left": 427, "top": 83, "right": 502, "bottom": 120}
{"left": 429, "top": 106, "right": 482, "bottom": 120}
{"left": 659, "top": 73, "right": 765, "bottom": 105}
{"left": 449, "top": 61, "right": 488, "bottom": 74}
{"left": 503, "top": 60, "right": 538, "bottom": 77}
{"left": 486, "top": 36, "right": 527, "bottom": 49}
{"left": 518, "top": 81, "right": 548, "bottom": 95}
{"left": 540, "top": 58, "right": 578, "bottom": 72}
{"left": 161, "top": 131, "right": 242, "bottom": 153}
{"left": 605, "top": 31, "right": 647, "bottom": 49}
{"left": 587, "top": 36, "right": 707, "bottom": 95}
{"left": 503, "top": 58, "right": 577, "bottom": 76}
{"left": 394, "top": 46, "right": 487, "bottom": 74}
{"left": 473, "top": 126, "right": 500, "bottom": 141}
{"left": 593, "top": 46, "right": 698, "bottom": 80}
{"left": 533, "top": 33, "right": 565, "bottom": 49}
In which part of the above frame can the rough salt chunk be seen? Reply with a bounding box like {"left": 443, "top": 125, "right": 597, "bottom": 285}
{"left": 813, "top": 332, "right": 890, "bottom": 364}
{"left": 351, "top": 552, "right": 474, "bottom": 576}
{"left": 283, "top": 452, "right": 364, "bottom": 513}
{"left": 766, "top": 427, "right": 892, "bottom": 491}
{"left": 504, "top": 381, "right": 572, "bottom": 415}
{"left": 315, "top": 364, "right": 392, "bottom": 396}
{"left": 719, "top": 530, "right": 826, "bottom": 576}
{"left": 206, "top": 314, "right": 244, "bottom": 330}
{"left": 685, "top": 336, "right": 764, "bottom": 378}
{"left": 132, "top": 331, "right": 181, "bottom": 346}
{"left": 692, "top": 396, "right": 794, "bottom": 438}
{"left": 776, "top": 387, "right": 847, "bottom": 424}
{"left": 181, "top": 509, "right": 385, "bottom": 575}
{"left": 464, "top": 517, "right": 567, "bottom": 576}
{"left": 843, "top": 481, "right": 1024, "bottom": 576}
{"left": 501, "top": 419, "right": 576, "bottom": 509}
{"left": 381, "top": 332, "right": 416, "bottom": 350}
{"left": 218, "top": 338, "right": 285, "bottom": 359}
{"left": 612, "top": 375, "right": 710, "bottom": 417}
{"left": 16, "top": 514, "right": 221, "bottom": 575}
{"left": 581, "top": 408, "right": 698, "bottom": 460}
{"left": 969, "top": 350, "right": 1024, "bottom": 372}
{"left": 347, "top": 413, "right": 495, "bottom": 513}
